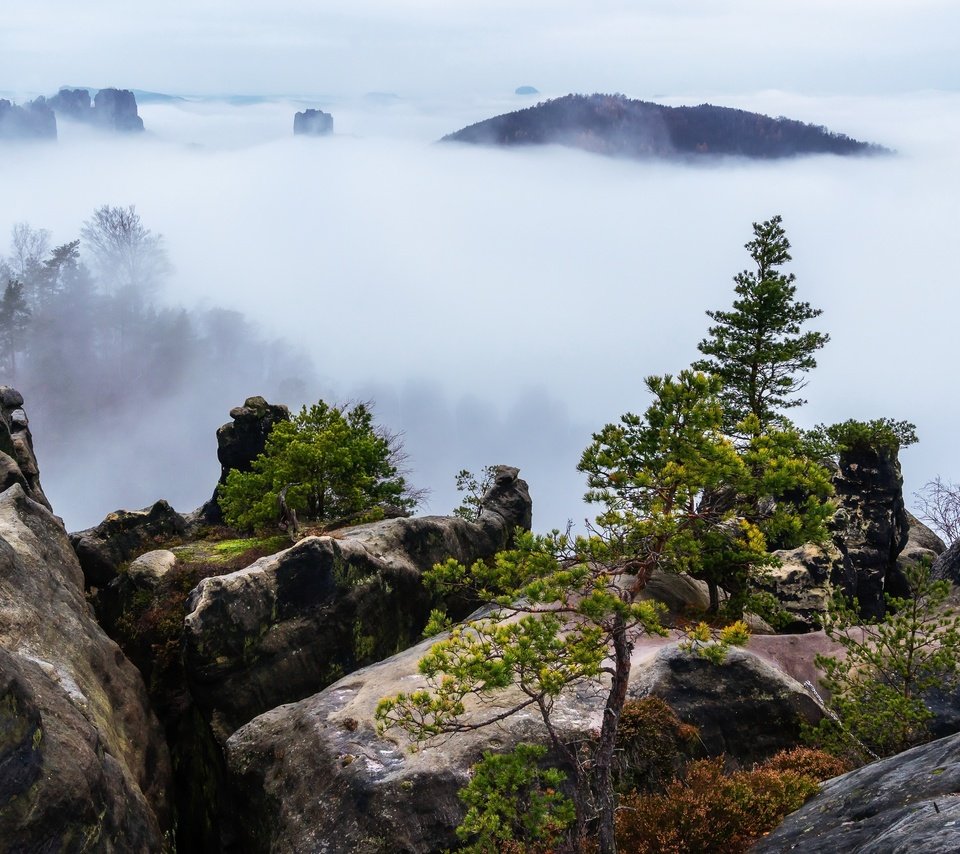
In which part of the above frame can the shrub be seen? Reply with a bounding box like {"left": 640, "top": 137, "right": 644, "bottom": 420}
{"left": 815, "top": 417, "right": 917, "bottom": 455}
{"left": 615, "top": 697, "right": 700, "bottom": 792}
{"left": 760, "top": 747, "right": 851, "bottom": 782}
{"left": 455, "top": 743, "right": 576, "bottom": 853}
{"left": 614, "top": 756, "right": 820, "bottom": 854}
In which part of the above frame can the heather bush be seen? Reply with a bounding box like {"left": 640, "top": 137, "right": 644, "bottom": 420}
{"left": 614, "top": 698, "right": 700, "bottom": 792}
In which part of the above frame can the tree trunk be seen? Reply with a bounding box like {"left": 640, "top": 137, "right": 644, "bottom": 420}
{"left": 593, "top": 614, "right": 632, "bottom": 854}
{"left": 707, "top": 579, "right": 720, "bottom": 614}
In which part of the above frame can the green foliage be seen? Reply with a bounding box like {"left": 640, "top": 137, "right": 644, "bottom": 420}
{"left": 578, "top": 371, "right": 833, "bottom": 613}
{"left": 218, "top": 400, "right": 418, "bottom": 532}
{"left": 614, "top": 756, "right": 821, "bottom": 853}
{"left": 814, "top": 417, "right": 918, "bottom": 456}
{"left": 679, "top": 620, "right": 751, "bottom": 665}
{"left": 455, "top": 744, "right": 576, "bottom": 853}
{"left": 453, "top": 466, "right": 496, "bottom": 520}
{"left": 692, "top": 215, "right": 829, "bottom": 434}
{"left": 807, "top": 559, "right": 960, "bottom": 762}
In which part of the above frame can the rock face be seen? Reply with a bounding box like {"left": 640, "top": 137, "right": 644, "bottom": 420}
{"left": 198, "top": 395, "right": 290, "bottom": 524}
{"left": 0, "top": 482, "right": 172, "bottom": 848}
{"left": 93, "top": 88, "right": 145, "bottom": 131}
{"left": 630, "top": 644, "right": 821, "bottom": 765}
{"left": 294, "top": 108, "right": 334, "bottom": 136}
{"left": 0, "top": 98, "right": 57, "bottom": 140}
{"left": 754, "top": 730, "right": 960, "bottom": 853}
{"left": 0, "top": 386, "right": 51, "bottom": 510}
{"left": 756, "top": 542, "right": 849, "bottom": 631}
{"left": 184, "top": 466, "right": 532, "bottom": 741}
{"left": 830, "top": 444, "right": 911, "bottom": 618}
{"left": 70, "top": 499, "right": 187, "bottom": 589}
{"left": 899, "top": 510, "right": 947, "bottom": 575}
{"left": 224, "top": 637, "right": 819, "bottom": 852}
{"left": 46, "top": 87, "right": 144, "bottom": 132}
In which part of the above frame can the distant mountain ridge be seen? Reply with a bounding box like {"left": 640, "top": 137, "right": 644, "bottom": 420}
{"left": 442, "top": 93, "right": 886, "bottom": 159}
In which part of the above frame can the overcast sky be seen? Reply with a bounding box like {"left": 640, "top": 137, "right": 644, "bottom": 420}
{"left": 2, "top": 3, "right": 959, "bottom": 532}
{"left": 3, "top": 1, "right": 959, "bottom": 100}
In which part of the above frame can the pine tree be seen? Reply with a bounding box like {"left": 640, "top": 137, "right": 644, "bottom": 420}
{"left": 693, "top": 216, "right": 829, "bottom": 434}
{"left": 0, "top": 280, "right": 32, "bottom": 380}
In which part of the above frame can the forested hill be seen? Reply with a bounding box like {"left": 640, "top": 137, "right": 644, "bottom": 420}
{"left": 442, "top": 94, "right": 885, "bottom": 159}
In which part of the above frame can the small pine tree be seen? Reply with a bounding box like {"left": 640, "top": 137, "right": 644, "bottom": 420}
{"left": 0, "top": 279, "right": 32, "bottom": 380}
{"left": 693, "top": 216, "right": 829, "bottom": 434}
{"left": 808, "top": 559, "right": 960, "bottom": 762}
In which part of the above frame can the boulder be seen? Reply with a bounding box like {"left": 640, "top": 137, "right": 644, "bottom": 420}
{"left": 899, "top": 510, "right": 947, "bottom": 575}
{"left": 126, "top": 548, "right": 178, "bottom": 588}
{"left": 629, "top": 644, "right": 822, "bottom": 765}
{"left": 0, "top": 386, "right": 51, "bottom": 510}
{"left": 224, "top": 636, "right": 819, "bottom": 852}
{"left": 294, "top": 108, "right": 334, "bottom": 136}
{"left": 753, "top": 730, "right": 960, "bottom": 853}
{"left": 70, "top": 499, "right": 187, "bottom": 589}
{"left": 932, "top": 537, "right": 960, "bottom": 585}
{"left": 184, "top": 465, "right": 533, "bottom": 741}
{"left": 197, "top": 395, "right": 290, "bottom": 524}
{"left": 831, "top": 444, "right": 910, "bottom": 618}
{"left": 0, "top": 483, "right": 171, "bottom": 847}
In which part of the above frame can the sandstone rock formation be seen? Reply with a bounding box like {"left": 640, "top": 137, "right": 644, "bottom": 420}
{"left": 197, "top": 395, "right": 290, "bottom": 524}
{"left": 0, "top": 480, "right": 171, "bottom": 847}
{"left": 0, "top": 386, "right": 51, "bottom": 510}
{"left": 756, "top": 542, "right": 847, "bottom": 631}
{"left": 46, "top": 87, "right": 144, "bottom": 132}
{"left": 70, "top": 499, "right": 187, "bottom": 589}
{"left": 830, "top": 443, "right": 910, "bottom": 618}
{"left": 224, "top": 637, "right": 820, "bottom": 852}
{"left": 184, "top": 466, "right": 532, "bottom": 740}
{"left": 294, "top": 108, "right": 334, "bottom": 135}
{"left": 0, "top": 98, "right": 57, "bottom": 140}
{"left": 754, "top": 730, "right": 960, "bottom": 853}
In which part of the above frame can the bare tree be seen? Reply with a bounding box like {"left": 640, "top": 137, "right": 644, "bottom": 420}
{"left": 80, "top": 204, "right": 171, "bottom": 294}
{"left": 915, "top": 476, "right": 960, "bottom": 545}
{"left": 8, "top": 222, "right": 51, "bottom": 282}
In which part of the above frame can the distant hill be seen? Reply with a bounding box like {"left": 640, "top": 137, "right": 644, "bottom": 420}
{"left": 442, "top": 93, "right": 886, "bottom": 159}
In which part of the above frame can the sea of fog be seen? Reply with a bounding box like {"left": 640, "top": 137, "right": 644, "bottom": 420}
{"left": 1, "top": 89, "right": 958, "bottom": 532}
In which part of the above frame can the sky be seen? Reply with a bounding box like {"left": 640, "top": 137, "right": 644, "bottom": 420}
{"left": 1, "top": 2, "right": 959, "bottom": 532}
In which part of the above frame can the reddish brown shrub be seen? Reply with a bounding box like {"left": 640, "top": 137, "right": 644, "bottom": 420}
{"left": 759, "top": 747, "right": 851, "bottom": 782}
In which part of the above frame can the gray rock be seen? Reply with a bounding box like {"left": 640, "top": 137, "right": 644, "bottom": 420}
{"left": 224, "top": 637, "right": 819, "bottom": 852}
{"left": 630, "top": 644, "right": 822, "bottom": 765}
{"left": 754, "top": 730, "right": 960, "bottom": 853}
{"left": 184, "top": 466, "right": 532, "bottom": 740}
{"left": 70, "top": 499, "right": 187, "bottom": 589}
{"left": 294, "top": 108, "right": 334, "bottom": 136}
{"left": 0, "top": 386, "right": 51, "bottom": 510}
{"left": 756, "top": 542, "right": 847, "bottom": 630}
{"left": 126, "top": 548, "right": 177, "bottom": 587}
{"left": 197, "top": 395, "right": 290, "bottom": 524}
{"left": 45, "top": 87, "right": 144, "bottom": 132}
{"left": 933, "top": 538, "right": 960, "bottom": 585}
{"left": 831, "top": 445, "right": 910, "bottom": 618}
{"left": 0, "top": 98, "right": 57, "bottom": 140}
{"left": 0, "top": 483, "right": 171, "bottom": 847}
{"left": 898, "top": 510, "right": 947, "bottom": 577}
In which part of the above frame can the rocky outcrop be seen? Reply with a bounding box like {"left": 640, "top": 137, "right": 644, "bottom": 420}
{"left": 756, "top": 542, "right": 849, "bottom": 631}
{"left": 70, "top": 499, "right": 187, "bottom": 589}
{"left": 831, "top": 444, "right": 910, "bottom": 618}
{"left": 0, "top": 483, "right": 172, "bottom": 848}
{"left": 93, "top": 88, "right": 144, "bottom": 132}
{"left": 197, "top": 395, "right": 290, "bottom": 524}
{"left": 630, "top": 644, "right": 821, "bottom": 765}
{"left": 899, "top": 510, "right": 947, "bottom": 575}
{"left": 294, "top": 108, "right": 334, "bottom": 136}
{"left": 754, "top": 730, "right": 960, "bottom": 853}
{"left": 0, "top": 386, "right": 51, "bottom": 510}
{"left": 224, "top": 637, "right": 819, "bottom": 852}
{"left": 0, "top": 98, "right": 57, "bottom": 140}
{"left": 184, "top": 466, "right": 533, "bottom": 741}
{"left": 46, "top": 87, "right": 144, "bottom": 132}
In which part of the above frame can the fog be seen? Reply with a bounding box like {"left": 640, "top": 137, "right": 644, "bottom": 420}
{"left": 2, "top": 87, "right": 959, "bottom": 533}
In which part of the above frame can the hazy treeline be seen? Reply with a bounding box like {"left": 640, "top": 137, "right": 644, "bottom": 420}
{"left": 0, "top": 208, "right": 312, "bottom": 509}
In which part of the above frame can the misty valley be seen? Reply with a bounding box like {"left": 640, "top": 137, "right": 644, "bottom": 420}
{"left": 3, "top": 70, "right": 960, "bottom": 854}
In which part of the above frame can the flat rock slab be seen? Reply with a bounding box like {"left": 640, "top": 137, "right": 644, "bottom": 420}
{"left": 754, "top": 730, "right": 960, "bottom": 853}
